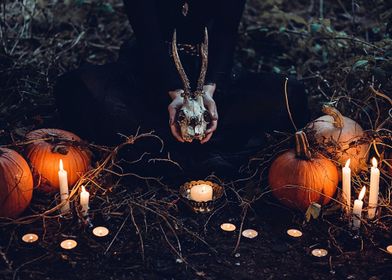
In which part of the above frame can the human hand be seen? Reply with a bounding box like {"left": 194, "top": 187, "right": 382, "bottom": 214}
{"left": 167, "top": 89, "right": 185, "bottom": 142}
{"left": 200, "top": 84, "right": 218, "bottom": 144}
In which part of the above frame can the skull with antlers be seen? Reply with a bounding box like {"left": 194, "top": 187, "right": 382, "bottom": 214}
{"left": 172, "top": 28, "right": 211, "bottom": 142}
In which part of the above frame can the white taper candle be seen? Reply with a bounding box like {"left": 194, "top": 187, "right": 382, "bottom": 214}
{"left": 58, "top": 159, "right": 70, "bottom": 214}
{"left": 368, "top": 158, "right": 380, "bottom": 219}
{"left": 342, "top": 159, "right": 351, "bottom": 214}
{"left": 352, "top": 186, "right": 366, "bottom": 230}
{"left": 80, "top": 185, "right": 89, "bottom": 217}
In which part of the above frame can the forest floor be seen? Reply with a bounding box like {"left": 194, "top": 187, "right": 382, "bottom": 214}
{"left": 0, "top": 1, "right": 391, "bottom": 280}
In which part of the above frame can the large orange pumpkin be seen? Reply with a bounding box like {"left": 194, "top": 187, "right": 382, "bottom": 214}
{"left": 268, "top": 131, "right": 339, "bottom": 212}
{"left": 25, "top": 129, "right": 91, "bottom": 193}
{"left": 305, "top": 105, "right": 368, "bottom": 174}
{"left": 0, "top": 148, "right": 33, "bottom": 218}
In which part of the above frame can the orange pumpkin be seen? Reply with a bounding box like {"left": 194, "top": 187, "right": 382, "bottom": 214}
{"left": 305, "top": 105, "right": 368, "bottom": 174}
{"left": 268, "top": 131, "right": 339, "bottom": 212}
{"left": 25, "top": 129, "right": 91, "bottom": 193}
{"left": 0, "top": 148, "right": 33, "bottom": 218}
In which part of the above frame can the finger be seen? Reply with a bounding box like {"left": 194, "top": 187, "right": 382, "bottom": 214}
{"left": 200, "top": 132, "right": 213, "bottom": 144}
{"left": 170, "top": 123, "right": 184, "bottom": 143}
{"left": 205, "top": 101, "right": 218, "bottom": 120}
{"left": 206, "top": 119, "right": 218, "bottom": 134}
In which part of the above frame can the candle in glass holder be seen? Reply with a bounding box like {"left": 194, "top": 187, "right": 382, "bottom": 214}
{"left": 58, "top": 159, "right": 70, "bottom": 214}
{"left": 342, "top": 159, "right": 351, "bottom": 214}
{"left": 368, "top": 158, "right": 380, "bottom": 219}
{"left": 60, "top": 239, "right": 77, "bottom": 250}
{"left": 80, "top": 185, "right": 89, "bottom": 217}
{"left": 352, "top": 186, "right": 366, "bottom": 230}
{"left": 220, "top": 223, "right": 236, "bottom": 232}
{"left": 93, "top": 226, "right": 109, "bottom": 237}
{"left": 22, "top": 233, "right": 39, "bottom": 243}
{"left": 189, "top": 184, "right": 213, "bottom": 202}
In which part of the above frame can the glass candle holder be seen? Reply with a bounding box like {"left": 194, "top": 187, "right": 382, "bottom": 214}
{"left": 179, "top": 180, "right": 224, "bottom": 213}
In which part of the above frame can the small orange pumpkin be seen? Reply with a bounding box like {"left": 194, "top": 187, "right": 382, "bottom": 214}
{"left": 268, "top": 131, "right": 339, "bottom": 212}
{"left": 0, "top": 148, "right": 33, "bottom": 218}
{"left": 25, "top": 129, "right": 91, "bottom": 193}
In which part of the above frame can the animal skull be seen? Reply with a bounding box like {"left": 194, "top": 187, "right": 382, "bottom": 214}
{"left": 172, "top": 28, "right": 210, "bottom": 142}
{"left": 177, "top": 95, "right": 211, "bottom": 142}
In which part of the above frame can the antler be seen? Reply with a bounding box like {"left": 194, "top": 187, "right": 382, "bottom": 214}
{"left": 196, "top": 27, "right": 208, "bottom": 95}
{"left": 172, "top": 30, "right": 191, "bottom": 96}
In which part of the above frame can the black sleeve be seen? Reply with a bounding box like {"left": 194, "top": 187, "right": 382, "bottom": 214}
{"left": 123, "top": 0, "right": 183, "bottom": 93}
{"left": 205, "top": 0, "right": 246, "bottom": 87}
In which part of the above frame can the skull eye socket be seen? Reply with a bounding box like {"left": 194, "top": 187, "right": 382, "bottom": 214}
{"left": 177, "top": 111, "right": 186, "bottom": 123}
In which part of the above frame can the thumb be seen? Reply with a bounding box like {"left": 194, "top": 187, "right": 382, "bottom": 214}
{"left": 205, "top": 101, "right": 218, "bottom": 120}
{"left": 168, "top": 105, "right": 177, "bottom": 125}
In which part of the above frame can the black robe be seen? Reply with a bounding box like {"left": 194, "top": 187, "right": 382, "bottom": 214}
{"left": 54, "top": 0, "right": 309, "bottom": 179}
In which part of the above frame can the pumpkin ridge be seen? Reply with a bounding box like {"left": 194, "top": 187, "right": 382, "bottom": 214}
{"left": 268, "top": 131, "right": 339, "bottom": 212}
{"left": 0, "top": 148, "right": 33, "bottom": 218}
{"left": 25, "top": 129, "right": 91, "bottom": 193}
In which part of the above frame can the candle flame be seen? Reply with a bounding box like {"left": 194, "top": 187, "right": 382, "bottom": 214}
{"left": 59, "top": 159, "right": 64, "bottom": 171}
{"left": 345, "top": 158, "right": 351, "bottom": 168}
{"left": 358, "top": 186, "right": 366, "bottom": 201}
{"left": 372, "top": 157, "right": 378, "bottom": 168}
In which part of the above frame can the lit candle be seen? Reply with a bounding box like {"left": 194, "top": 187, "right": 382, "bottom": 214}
{"left": 22, "top": 233, "right": 39, "bottom": 243}
{"left": 189, "top": 184, "right": 213, "bottom": 202}
{"left": 352, "top": 186, "right": 366, "bottom": 230}
{"left": 311, "top": 248, "right": 328, "bottom": 257}
{"left": 241, "top": 229, "right": 258, "bottom": 239}
{"left": 80, "top": 185, "right": 89, "bottom": 217}
{"left": 342, "top": 159, "right": 351, "bottom": 214}
{"left": 92, "top": 226, "right": 109, "bottom": 237}
{"left": 60, "top": 239, "right": 77, "bottom": 250}
{"left": 368, "top": 158, "right": 380, "bottom": 219}
{"left": 287, "top": 229, "right": 303, "bottom": 238}
{"left": 58, "top": 159, "right": 70, "bottom": 214}
{"left": 220, "top": 223, "right": 236, "bottom": 232}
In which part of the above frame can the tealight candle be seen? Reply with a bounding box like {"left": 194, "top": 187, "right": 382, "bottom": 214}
{"left": 80, "top": 185, "right": 89, "bottom": 217}
{"left": 60, "top": 239, "right": 77, "bottom": 250}
{"left": 342, "top": 159, "right": 351, "bottom": 214}
{"left": 92, "top": 226, "right": 109, "bottom": 237}
{"left": 189, "top": 184, "right": 213, "bottom": 202}
{"left": 352, "top": 186, "right": 366, "bottom": 230}
{"left": 22, "top": 233, "right": 39, "bottom": 243}
{"left": 368, "top": 158, "right": 380, "bottom": 219}
{"left": 311, "top": 248, "right": 328, "bottom": 257}
{"left": 220, "top": 223, "right": 236, "bottom": 232}
{"left": 287, "top": 229, "right": 303, "bottom": 238}
{"left": 58, "top": 159, "right": 70, "bottom": 214}
{"left": 387, "top": 245, "right": 392, "bottom": 254}
{"left": 242, "top": 229, "right": 258, "bottom": 239}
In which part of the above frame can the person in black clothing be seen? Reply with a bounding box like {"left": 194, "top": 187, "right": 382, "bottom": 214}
{"left": 55, "top": 0, "right": 309, "bottom": 177}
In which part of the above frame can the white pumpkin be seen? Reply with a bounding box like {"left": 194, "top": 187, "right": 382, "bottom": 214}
{"left": 305, "top": 105, "right": 368, "bottom": 173}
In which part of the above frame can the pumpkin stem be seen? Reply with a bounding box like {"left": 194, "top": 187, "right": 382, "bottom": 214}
{"left": 321, "top": 105, "right": 344, "bottom": 128}
{"left": 295, "top": 131, "right": 312, "bottom": 160}
{"left": 52, "top": 145, "right": 69, "bottom": 155}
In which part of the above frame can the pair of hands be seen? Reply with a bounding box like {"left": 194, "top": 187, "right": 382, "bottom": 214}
{"left": 168, "top": 84, "right": 218, "bottom": 144}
